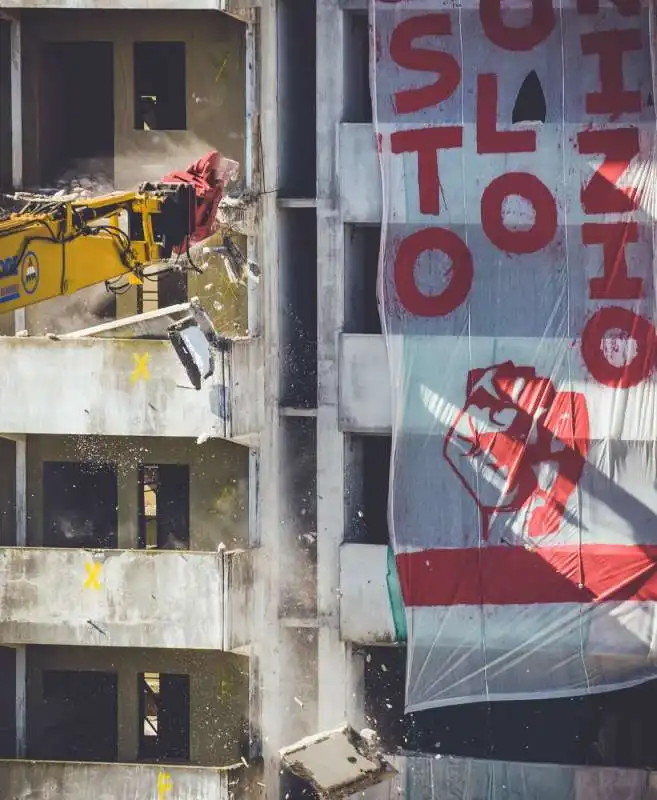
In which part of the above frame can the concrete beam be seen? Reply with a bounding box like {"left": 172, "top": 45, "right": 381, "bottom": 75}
{"left": 0, "top": 761, "right": 253, "bottom": 800}
{"left": 0, "top": 336, "right": 261, "bottom": 440}
{"left": 339, "top": 544, "right": 397, "bottom": 645}
{"left": 0, "top": 547, "right": 251, "bottom": 651}
{"left": 339, "top": 124, "right": 381, "bottom": 223}
{"left": 339, "top": 334, "right": 391, "bottom": 434}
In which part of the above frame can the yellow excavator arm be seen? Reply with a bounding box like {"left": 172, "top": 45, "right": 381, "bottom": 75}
{"left": 0, "top": 179, "right": 233, "bottom": 391}
{"left": 0, "top": 182, "right": 197, "bottom": 314}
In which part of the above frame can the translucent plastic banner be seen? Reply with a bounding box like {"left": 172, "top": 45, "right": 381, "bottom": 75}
{"left": 375, "top": 756, "right": 657, "bottom": 800}
{"left": 370, "top": 0, "right": 657, "bottom": 710}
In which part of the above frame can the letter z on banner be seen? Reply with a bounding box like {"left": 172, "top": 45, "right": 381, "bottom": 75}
{"left": 370, "top": 0, "right": 657, "bottom": 710}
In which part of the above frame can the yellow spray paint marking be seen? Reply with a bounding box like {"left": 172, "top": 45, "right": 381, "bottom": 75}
{"left": 157, "top": 772, "right": 172, "bottom": 799}
{"left": 83, "top": 561, "right": 102, "bottom": 590}
{"left": 131, "top": 352, "right": 150, "bottom": 383}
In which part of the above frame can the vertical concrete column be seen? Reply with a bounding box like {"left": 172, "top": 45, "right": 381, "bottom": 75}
{"left": 117, "top": 669, "right": 139, "bottom": 763}
{"left": 15, "top": 435, "right": 26, "bottom": 547}
{"left": 10, "top": 15, "right": 24, "bottom": 336}
{"left": 117, "top": 465, "right": 139, "bottom": 550}
{"left": 255, "top": 1, "right": 284, "bottom": 797}
{"left": 15, "top": 645, "right": 26, "bottom": 758}
{"left": 316, "top": 0, "right": 354, "bottom": 731}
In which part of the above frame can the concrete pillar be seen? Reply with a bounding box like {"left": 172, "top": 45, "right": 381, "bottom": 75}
{"left": 117, "top": 465, "right": 139, "bottom": 550}
{"left": 15, "top": 646, "right": 26, "bottom": 758}
{"left": 10, "top": 15, "right": 23, "bottom": 336}
{"left": 117, "top": 669, "right": 139, "bottom": 763}
{"left": 245, "top": 18, "right": 261, "bottom": 338}
{"left": 15, "top": 436, "right": 26, "bottom": 547}
{"left": 316, "top": 0, "right": 355, "bottom": 731}
{"left": 9, "top": 16, "right": 21, "bottom": 192}
{"left": 255, "top": 1, "right": 284, "bottom": 796}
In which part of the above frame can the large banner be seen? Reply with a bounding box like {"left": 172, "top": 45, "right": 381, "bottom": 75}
{"left": 370, "top": 0, "right": 657, "bottom": 710}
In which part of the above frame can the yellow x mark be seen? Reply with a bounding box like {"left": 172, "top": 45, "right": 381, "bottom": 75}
{"left": 131, "top": 352, "right": 150, "bottom": 383}
{"left": 157, "top": 772, "right": 173, "bottom": 798}
{"left": 84, "top": 561, "right": 102, "bottom": 590}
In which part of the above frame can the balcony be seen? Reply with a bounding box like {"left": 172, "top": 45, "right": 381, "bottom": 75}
{"left": 0, "top": 547, "right": 251, "bottom": 651}
{"left": 0, "top": 333, "right": 262, "bottom": 441}
{"left": 0, "top": 760, "right": 255, "bottom": 800}
{"left": 338, "top": 123, "right": 381, "bottom": 223}
{"left": 339, "top": 334, "right": 391, "bottom": 434}
{"left": 339, "top": 543, "right": 398, "bottom": 645}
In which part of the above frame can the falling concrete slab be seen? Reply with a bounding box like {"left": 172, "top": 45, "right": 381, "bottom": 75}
{"left": 279, "top": 724, "right": 397, "bottom": 799}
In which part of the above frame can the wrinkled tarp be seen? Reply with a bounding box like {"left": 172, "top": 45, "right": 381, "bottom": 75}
{"left": 371, "top": 0, "right": 657, "bottom": 711}
{"left": 363, "top": 756, "right": 657, "bottom": 800}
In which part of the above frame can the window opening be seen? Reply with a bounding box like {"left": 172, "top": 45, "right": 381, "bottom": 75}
{"left": 134, "top": 42, "right": 187, "bottom": 131}
{"left": 138, "top": 672, "right": 190, "bottom": 762}
{"left": 138, "top": 464, "right": 190, "bottom": 550}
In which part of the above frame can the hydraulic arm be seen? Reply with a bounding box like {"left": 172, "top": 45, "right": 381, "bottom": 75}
{"left": 0, "top": 181, "right": 198, "bottom": 314}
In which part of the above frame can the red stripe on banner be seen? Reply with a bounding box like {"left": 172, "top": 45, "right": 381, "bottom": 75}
{"left": 396, "top": 545, "right": 657, "bottom": 607}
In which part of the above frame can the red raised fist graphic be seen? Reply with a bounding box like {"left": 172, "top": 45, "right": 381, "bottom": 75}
{"left": 444, "top": 361, "right": 590, "bottom": 540}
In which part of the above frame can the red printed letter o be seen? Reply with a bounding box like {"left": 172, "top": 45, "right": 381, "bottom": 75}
{"left": 394, "top": 228, "right": 473, "bottom": 317}
{"left": 581, "top": 306, "right": 657, "bottom": 388}
{"left": 481, "top": 173, "right": 557, "bottom": 255}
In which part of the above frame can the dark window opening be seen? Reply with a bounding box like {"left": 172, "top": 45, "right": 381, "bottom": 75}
{"left": 280, "top": 418, "right": 317, "bottom": 617}
{"left": 138, "top": 464, "right": 190, "bottom": 550}
{"left": 345, "top": 435, "right": 390, "bottom": 544}
{"left": 43, "top": 461, "right": 118, "bottom": 548}
{"left": 0, "top": 648, "right": 15, "bottom": 758}
{"left": 344, "top": 224, "right": 381, "bottom": 335}
{"left": 344, "top": 11, "right": 373, "bottom": 123}
{"left": 34, "top": 670, "right": 118, "bottom": 762}
{"left": 138, "top": 672, "right": 190, "bottom": 762}
{"left": 37, "top": 42, "right": 114, "bottom": 184}
{"left": 278, "top": 0, "right": 316, "bottom": 197}
{"left": 134, "top": 42, "right": 187, "bottom": 131}
{"left": 364, "top": 648, "right": 657, "bottom": 769}
{"left": 512, "top": 70, "right": 547, "bottom": 124}
{"left": 280, "top": 209, "right": 317, "bottom": 407}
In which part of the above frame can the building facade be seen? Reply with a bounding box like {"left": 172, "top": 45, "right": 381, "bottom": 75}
{"left": 2, "top": 2, "right": 657, "bottom": 799}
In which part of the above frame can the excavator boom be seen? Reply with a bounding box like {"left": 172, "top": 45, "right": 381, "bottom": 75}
{"left": 0, "top": 151, "right": 233, "bottom": 391}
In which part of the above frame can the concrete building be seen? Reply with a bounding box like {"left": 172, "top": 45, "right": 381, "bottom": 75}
{"left": 2, "top": 1, "right": 657, "bottom": 799}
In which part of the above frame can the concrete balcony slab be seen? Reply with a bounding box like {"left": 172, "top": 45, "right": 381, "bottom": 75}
{"left": 339, "top": 124, "right": 381, "bottom": 223}
{"left": 0, "top": 546, "right": 251, "bottom": 651}
{"left": 0, "top": 334, "right": 262, "bottom": 441}
{"left": 0, "top": 760, "right": 255, "bottom": 800}
{"left": 339, "top": 334, "right": 391, "bottom": 435}
{"left": 339, "top": 543, "right": 397, "bottom": 645}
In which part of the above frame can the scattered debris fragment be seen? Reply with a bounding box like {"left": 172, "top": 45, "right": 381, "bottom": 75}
{"left": 280, "top": 723, "right": 397, "bottom": 799}
{"left": 196, "top": 432, "right": 211, "bottom": 445}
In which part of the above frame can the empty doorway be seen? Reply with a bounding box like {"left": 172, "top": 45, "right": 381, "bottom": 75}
{"left": 37, "top": 41, "right": 114, "bottom": 183}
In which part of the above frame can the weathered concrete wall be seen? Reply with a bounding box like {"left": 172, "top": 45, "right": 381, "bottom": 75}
{"left": 339, "top": 543, "right": 396, "bottom": 645}
{"left": 26, "top": 645, "right": 249, "bottom": 767}
{"left": 339, "top": 123, "right": 380, "bottom": 223}
{"left": 26, "top": 434, "right": 250, "bottom": 550}
{"left": 0, "top": 760, "right": 246, "bottom": 800}
{"left": 0, "top": 547, "right": 250, "bottom": 650}
{"left": 20, "top": 9, "right": 245, "bottom": 187}
{"left": 339, "top": 334, "right": 391, "bottom": 434}
{"left": 0, "top": 337, "right": 232, "bottom": 439}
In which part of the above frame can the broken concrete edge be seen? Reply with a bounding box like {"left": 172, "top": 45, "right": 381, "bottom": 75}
{"left": 279, "top": 723, "right": 398, "bottom": 798}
